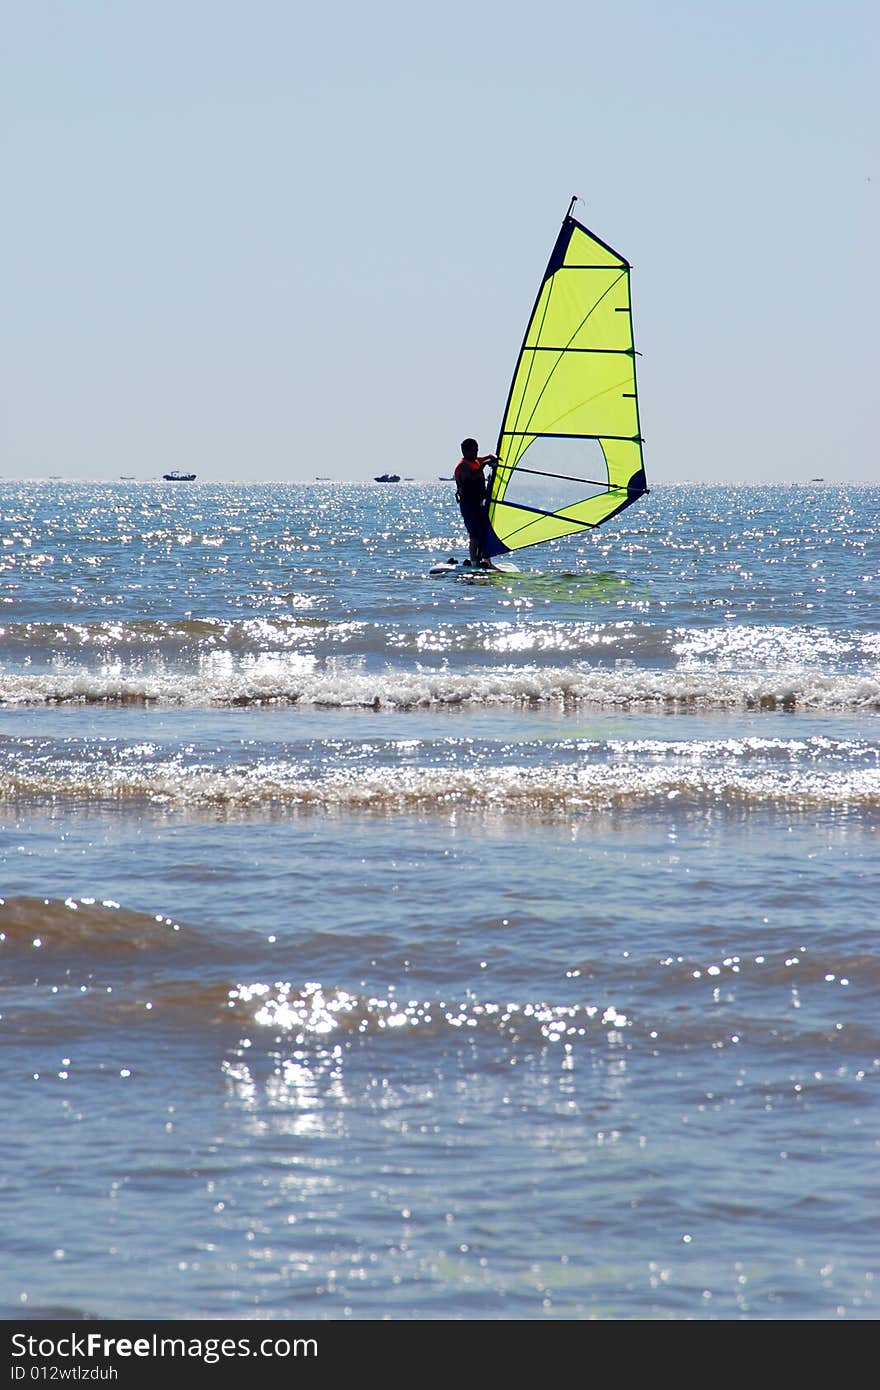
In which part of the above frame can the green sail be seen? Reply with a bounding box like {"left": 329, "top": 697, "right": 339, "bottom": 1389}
{"left": 482, "top": 206, "right": 647, "bottom": 558}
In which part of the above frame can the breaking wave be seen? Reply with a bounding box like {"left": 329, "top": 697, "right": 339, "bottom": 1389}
{"left": 2, "top": 755, "right": 877, "bottom": 813}
{"left": 1, "top": 663, "right": 878, "bottom": 712}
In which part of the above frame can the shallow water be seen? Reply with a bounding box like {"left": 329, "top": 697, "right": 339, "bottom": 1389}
{"left": 1, "top": 480, "right": 878, "bottom": 1319}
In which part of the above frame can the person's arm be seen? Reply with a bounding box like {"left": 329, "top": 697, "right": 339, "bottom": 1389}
{"left": 481, "top": 456, "right": 497, "bottom": 507}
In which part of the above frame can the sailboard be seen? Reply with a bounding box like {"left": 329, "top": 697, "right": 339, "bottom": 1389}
{"left": 428, "top": 557, "right": 519, "bottom": 577}
{"left": 480, "top": 197, "right": 647, "bottom": 561}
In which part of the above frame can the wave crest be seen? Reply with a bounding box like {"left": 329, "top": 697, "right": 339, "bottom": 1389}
{"left": 2, "top": 665, "right": 878, "bottom": 712}
{"left": 2, "top": 760, "right": 877, "bottom": 814}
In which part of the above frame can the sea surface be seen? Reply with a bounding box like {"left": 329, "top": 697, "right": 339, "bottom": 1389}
{"left": 1, "top": 479, "right": 877, "bottom": 1321}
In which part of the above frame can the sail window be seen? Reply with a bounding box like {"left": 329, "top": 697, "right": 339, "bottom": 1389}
{"left": 499, "top": 437, "right": 610, "bottom": 517}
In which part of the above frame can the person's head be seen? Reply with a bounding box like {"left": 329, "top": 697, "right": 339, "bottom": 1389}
{"left": 460, "top": 438, "right": 479, "bottom": 461}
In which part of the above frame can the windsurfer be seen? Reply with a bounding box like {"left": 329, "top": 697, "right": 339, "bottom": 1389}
{"left": 454, "top": 439, "right": 498, "bottom": 567}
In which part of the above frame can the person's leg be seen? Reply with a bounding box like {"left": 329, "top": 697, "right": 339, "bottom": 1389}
{"left": 461, "top": 507, "right": 482, "bottom": 565}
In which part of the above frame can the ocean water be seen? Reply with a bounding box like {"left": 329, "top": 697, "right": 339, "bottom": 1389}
{"left": 1, "top": 479, "right": 877, "bottom": 1321}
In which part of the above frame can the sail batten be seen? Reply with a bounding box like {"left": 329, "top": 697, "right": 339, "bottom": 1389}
{"left": 523, "top": 346, "right": 635, "bottom": 355}
{"left": 514, "top": 470, "right": 640, "bottom": 488}
{"left": 501, "top": 431, "right": 643, "bottom": 441}
{"left": 481, "top": 206, "right": 647, "bottom": 559}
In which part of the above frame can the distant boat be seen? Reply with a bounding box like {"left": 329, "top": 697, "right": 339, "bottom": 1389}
{"left": 163, "top": 471, "right": 196, "bottom": 482}
{"left": 374, "top": 473, "right": 401, "bottom": 482}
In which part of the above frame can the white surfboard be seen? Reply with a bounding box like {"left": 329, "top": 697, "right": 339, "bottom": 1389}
{"left": 428, "top": 558, "right": 519, "bottom": 576}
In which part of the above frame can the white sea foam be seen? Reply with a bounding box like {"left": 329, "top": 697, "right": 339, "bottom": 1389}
{"left": 1, "top": 663, "right": 878, "bottom": 712}
{"left": 2, "top": 754, "right": 877, "bottom": 812}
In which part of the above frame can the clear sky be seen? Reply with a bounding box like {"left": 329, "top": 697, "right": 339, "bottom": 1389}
{"left": 1, "top": 0, "right": 876, "bottom": 484}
